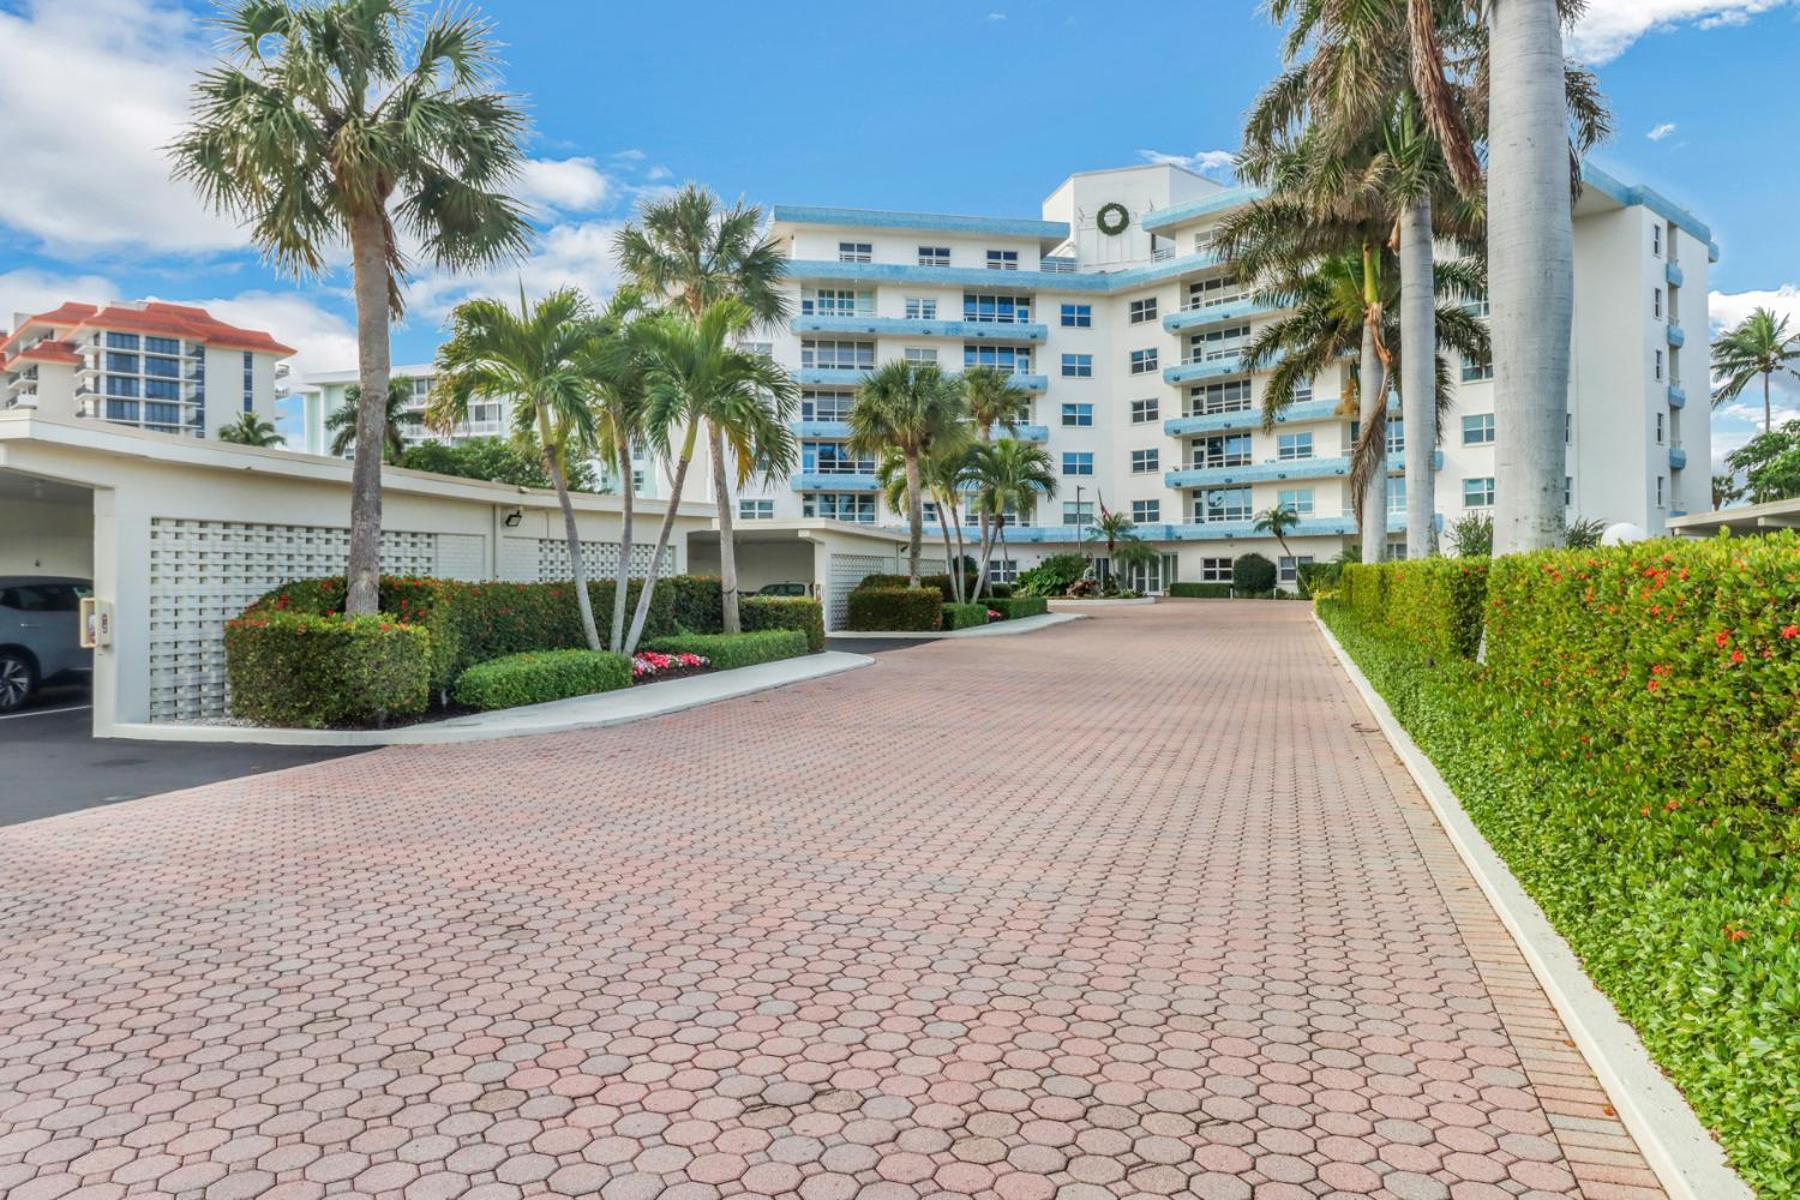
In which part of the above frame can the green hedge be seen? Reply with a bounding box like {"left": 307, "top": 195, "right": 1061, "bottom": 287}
{"left": 848, "top": 587, "right": 943, "bottom": 632}
{"left": 1320, "top": 533, "right": 1800, "bottom": 1193}
{"left": 853, "top": 573, "right": 910, "bottom": 592}
{"left": 1167, "top": 583, "right": 1234, "bottom": 599}
{"left": 987, "top": 596, "right": 1048, "bottom": 620}
{"left": 225, "top": 611, "right": 430, "bottom": 728}
{"left": 1232, "top": 553, "right": 1277, "bottom": 594}
{"left": 670, "top": 574, "right": 724, "bottom": 633}
{"left": 640, "top": 629, "right": 809, "bottom": 670}
{"left": 742, "top": 595, "right": 825, "bottom": 652}
{"left": 942, "top": 602, "right": 989, "bottom": 630}
{"left": 1341, "top": 559, "right": 1489, "bottom": 660}
{"left": 452, "top": 649, "right": 633, "bottom": 710}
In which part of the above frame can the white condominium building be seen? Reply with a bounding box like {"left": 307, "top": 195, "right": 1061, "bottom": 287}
{"left": 0, "top": 301, "right": 292, "bottom": 440}
{"left": 738, "top": 161, "right": 1713, "bottom": 590}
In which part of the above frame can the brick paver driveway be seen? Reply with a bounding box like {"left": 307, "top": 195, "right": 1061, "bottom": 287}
{"left": 0, "top": 603, "right": 1665, "bottom": 1200}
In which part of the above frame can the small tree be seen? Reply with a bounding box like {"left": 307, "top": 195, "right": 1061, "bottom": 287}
{"left": 1253, "top": 503, "right": 1301, "bottom": 575}
{"left": 217, "top": 411, "right": 285, "bottom": 447}
{"left": 1711, "top": 306, "right": 1800, "bottom": 433}
{"left": 326, "top": 384, "right": 409, "bottom": 461}
{"left": 1110, "top": 537, "right": 1158, "bottom": 594}
{"left": 1232, "top": 553, "right": 1277, "bottom": 597}
{"left": 1447, "top": 512, "right": 1494, "bottom": 557}
{"left": 848, "top": 361, "right": 968, "bottom": 587}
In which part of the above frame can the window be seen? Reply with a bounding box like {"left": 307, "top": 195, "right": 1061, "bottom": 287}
{"left": 738, "top": 499, "right": 774, "bottom": 520}
{"left": 1566, "top": 411, "right": 1573, "bottom": 444}
{"left": 1061, "top": 353, "right": 1093, "bottom": 379}
{"left": 838, "top": 241, "right": 872, "bottom": 263}
{"left": 1656, "top": 475, "right": 1666, "bottom": 508}
{"left": 1130, "top": 398, "right": 1159, "bottom": 424}
{"left": 965, "top": 345, "right": 1031, "bottom": 374}
{"left": 1197, "top": 557, "right": 1233, "bottom": 583}
{"left": 1277, "top": 488, "right": 1314, "bottom": 516}
{"left": 105, "top": 332, "right": 139, "bottom": 349}
{"left": 1186, "top": 277, "right": 1244, "bottom": 309}
{"left": 1132, "top": 500, "right": 1161, "bottom": 523}
{"left": 1462, "top": 353, "right": 1494, "bottom": 382}
{"left": 1189, "top": 379, "right": 1252, "bottom": 415}
{"left": 919, "top": 246, "right": 950, "bottom": 267}
{"left": 1462, "top": 413, "right": 1495, "bottom": 445}
{"left": 1128, "top": 298, "right": 1158, "bottom": 324}
{"left": 1388, "top": 476, "right": 1406, "bottom": 514}
{"left": 144, "top": 401, "right": 181, "bottom": 427}
{"left": 144, "top": 377, "right": 180, "bottom": 400}
{"left": 1062, "top": 501, "right": 1095, "bottom": 526}
{"left": 1195, "top": 487, "right": 1253, "bottom": 523}
{"left": 803, "top": 442, "right": 875, "bottom": 475}
{"left": 1655, "top": 412, "right": 1665, "bottom": 445}
{"left": 105, "top": 352, "right": 139, "bottom": 373}
{"left": 803, "top": 492, "right": 876, "bottom": 523}
{"left": 1195, "top": 433, "right": 1251, "bottom": 468}
{"left": 903, "top": 347, "right": 939, "bottom": 367}
{"left": 144, "top": 336, "right": 179, "bottom": 355}
{"left": 104, "top": 375, "right": 139, "bottom": 397}
{"left": 1277, "top": 432, "right": 1314, "bottom": 461}
{"left": 1291, "top": 377, "right": 1313, "bottom": 404}
{"left": 1062, "top": 451, "right": 1094, "bottom": 476}
{"left": 904, "top": 297, "right": 937, "bottom": 320}
{"left": 1386, "top": 420, "right": 1404, "bottom": 455}
{"left": 990, "top": 559, "right": 1019, "bottom": 584}
{"left": 986, "top": 249, "right": 1019, "bottom": 270}
{"left": 1278, "top": 556, "right": 1315, "bottom": 584}
{"left": 1129, "top": 348, "right": 1159, "bottom": 375}
{"left": 1652, "top": 287, "right": 1663, "bottom": 320}
{"left": 801, "top": 390, "right": 854, "bottom": 421}
{"left": 1189, "top": 323, "right": 1250, "bottom": 361}
{"left": 1130, "top": 448, "right": 1160, "bottom": 474}
{"left": 144, "top": 356, "right": 180, "bottom": 378}
{"left": 1463, "top": 477, "right": 1496, "bottom": 508}
{"left": 801, "top": 340, "right": 876, "bottom": 371}
{"left": 1061, "top": 403, "right": 1093, "bottom": 427}
{"left": 804, "top": 287, "right": 871, "bottom": 316}
{"left": 963, "top": 294, "right": 1030, "bottom": 324}
{"left": 1565, "top": 475, "right": 1573, "bottom": 506}
{"left": 104, "top": 398, "right": 138, "bottom": 421}
{"left": 1652, "top": 225, "right": 1663, "bottom": 257}
{"left": 1654, "top": 349, "right": 1665, "bottom": 381}
{"left": 1060, "top": 303, "right": 1092, "bottom": 328}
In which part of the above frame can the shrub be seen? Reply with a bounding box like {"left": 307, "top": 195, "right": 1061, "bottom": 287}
{"left": 225, "top": 611, "right": 430, "bottom": 728}
{"left": 1232, "top": 553, "right": 1277, "bottom": 595}
{"left": 987, "top": 596, "right": 1048, "bottom": 620}
{"left": 921, "top": 572, "right": 979, "bottom": 603}
{"left": 848, "top": 587, "right": 943, "bottom": 631}
{"left": 942, "top": 602, "right": 989, "bottom": 630}
{"left": 852, "top": 573, "right": 910, "bottom": 592}
{"left": 1167, "top": 582, "right": 1234, "bottom": 599}
{"left": 452, "top": 649, "right": 633, "bottom": 710}
{"left": 669, "top": 574, "right": 724, "bottom": 632}
{"left": 742, "top": 596, "right": 825, "bottom": 652}
{"left": 1016, "top": 552, "right": 1088, "bottom": 598}
{"left": 1342, "top": 559, "right": 1489, "bottom": 660}
{"left": 1297, "top": 560, "right": 1342, "bottom": 595}
{"left": 640, "top": 629, "right": 808, "bottom": 670}
{"left": 987, "top": 582, "right": 1014, "bottom": 599}
{"left": 1447, "top": 512, "right": 1493, "bottom": 557}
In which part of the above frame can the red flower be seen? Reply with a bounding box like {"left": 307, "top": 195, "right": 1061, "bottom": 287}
{"left": 1715, "top": 630, "right": 1731, "bottom": 647}
{"left": 1782, "top": 625, "right": 1798, "bottom": 640}
{"left": 1731, "top": 649, "right": 1746, "bottom": 664}
{"left": 1724, "top": 926, "right": 1749, "bottom": 944}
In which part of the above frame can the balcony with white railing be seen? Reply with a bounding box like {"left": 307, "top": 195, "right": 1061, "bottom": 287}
{"left": 1162, "top": 342, "right": 1251, "bottom": 386}
{"left": 1162, "top": 295, "right": 1270, "bottom": 334}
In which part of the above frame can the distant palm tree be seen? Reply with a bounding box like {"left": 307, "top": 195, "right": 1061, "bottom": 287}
{"left": 173, "top": 1, "right": 530, "bottom": 613}
{"left": 326, "top": 384, "right": 410, "bottom": 463}
{"left": 1110, "top": 536, "right": 1158, "bottom": 593}
{"left": 962, "top": 366, "right": 1027, "bottom": 441}
{"left": 577, "top": 289, "right": 651, "bottom": 651}
{"left": 1255, "top": 503, "right": 1303, "bottom": 589}
{"left": 217, "top": 411, "right": 285, "bottom": 448}
{"left": 849, "top": 361, "right": 969, "bottom": 587}
{"left": 878, "top": 446, "right": 972, "bottom": 602}
{"left": 1712, "top": 473, "right": 1741, "bottom": 510}
{"left": 966, "top": 439, "right": 1057, "bottom": 586}
{"left": 433, "top": 288, "right": 605, "bottom": 651}
{"left": 1711, "top": 307, "right": 1800, "bottom": 433}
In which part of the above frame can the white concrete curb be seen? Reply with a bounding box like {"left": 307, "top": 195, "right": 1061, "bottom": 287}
{"left": 825, "top": 612, "right": 1084, "bottom": 641}
{"left": 1312, "top": 614, "right": 1749, "bottom": 1200}
{"left": 109, "top": 652, "right": 874, "bottom": 747}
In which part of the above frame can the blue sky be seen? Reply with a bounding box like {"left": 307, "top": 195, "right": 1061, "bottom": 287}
{"left": 2, "top": 0, "right": 1797, "bottom": 464}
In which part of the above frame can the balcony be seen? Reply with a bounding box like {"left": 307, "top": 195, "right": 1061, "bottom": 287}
{"left": 792, "top": 471, "right": 879, "bottom": 492}
{"left": 1666, "top": 261, "right": 1685, "bottom": 287}
{"left": 785, "top": 249, "right": 1228, "bottom": 294}
{"left": 1163, "top": 352, "right": 1247, "bottom": 386}
{"left": 793, "top": 419, "right": 851, "bottom": 438}
{"left": 1162, "top": 296, "right": 1270, "bottom": 334}
{"left": 1669, "top": 446, "right": 1688, "bottom": 471}
{"left": 1166, "top": 456, "right": 1352, "bottom": 489}
{"left": 1667, "top": 385, "right": 1686, "bottom": 409}
{"left": 1164, "top": 397, "right": 1346, "bottom": 437}
{"left": 793, "top": 314, "right": 1048, "bottom": 343}
{"left": 1666, "top": 323, "right": 1686, "bottom": 348}
{"left": 798, "top": 367, "right": 1047, "bottom": 392}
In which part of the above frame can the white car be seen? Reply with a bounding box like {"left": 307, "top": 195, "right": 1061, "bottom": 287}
{"left": 0, "top": 576, "right": 92, "bottom": 711}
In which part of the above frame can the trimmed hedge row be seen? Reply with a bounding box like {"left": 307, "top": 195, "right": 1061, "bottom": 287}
{"left": 224, "top": 611, "right": 429, "bottom": 728}
{"left": 671, "top": 574, "right": 724, "bottom": 633}
{"left": 1341, "top": 559, "right": 1489, "bottom": 660}
{"left": 942, "top": 602, "right": 989, "bottom": 630}
{"left": 641, "top": 630, "right": 809, "bottom": 670}
{"left": 987, "top": 596, "right": 1048, "bottom": 620}
{"left": 741, "top": 596, "right": 825, "bottom": 653}
{"left": 1167, "top": 583, "right": 1233, "bottom": 599}
{"left": 848, "top": 587, "right": 943, "bottom": 632}
{"left": 452, "top": 649, "right": 633, "bottom": 710}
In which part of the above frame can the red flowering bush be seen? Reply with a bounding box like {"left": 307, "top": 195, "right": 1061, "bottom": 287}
{"left": 631, "top": 650, "right": 708, "bottom": 679}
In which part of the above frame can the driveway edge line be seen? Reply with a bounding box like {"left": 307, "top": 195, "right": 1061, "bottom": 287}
{"left": 1312, "top": 612, "right": 1749, "bottom": 1200}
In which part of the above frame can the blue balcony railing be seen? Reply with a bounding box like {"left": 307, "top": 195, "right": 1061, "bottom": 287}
{"left": 1666, "top": 261, "right": 1685, "bottom": 287}
{"left": 1669, "top": 446, "right": 1688, "bottom": 470}
{"left": 1162, "top": 297, "right": 1271, "bottom": 334}
{"left": 1163, "top": 397, "right": 1347, "bottom": 437}
{"left": 1163, "top": 354, "right": 1247, "bottom": 386}
{"left": 793, "top": 314, "right": 1048, "bottom": 343}
{"left": 1165, "top": 456, "right": 1352, "bottom": 489}
{"left": 791, "top": 471, "right": 878, "bottom": 492}
{"left": 1667, "top": 323, "right": 1686, "bottom": 348}
{"left": 1667, "top": 385, "right": 1686, "bottom": 409}
{"left": 798, "top": 367, "right": 1048, "bottom": 392}
{"left": 792, "top": 419, "right": 851, "bottom": 438}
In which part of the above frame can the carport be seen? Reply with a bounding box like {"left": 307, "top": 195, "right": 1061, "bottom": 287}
{"left": 686, "top": 520, "right": 912, "bottom": 632}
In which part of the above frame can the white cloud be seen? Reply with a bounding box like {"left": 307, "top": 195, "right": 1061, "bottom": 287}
{"left": 986, "top": 11, "right": 1007, "bottom": 20}
{"left": 1646, "top": 122, "right": 1678, "bottom": 141}
{"left": 515, "top": 157, "right": 612, "bottom": 214}
{"left": 1138, "top": 149, "right": 1238, "bottom": 182}
{"left": 1570, "top": 0, "right": 1796, "bottom": 63}
{"left": 406, "top": 220, "right": 628, "bottom": 323}
{"left": 1706, "top": 284, "right": 1800, "bottom": 467}
{"left": 0, "top": 268, "right": 121, "bottom": 330}
{"left": 1709, "top": 283, "right": 1800, "bottom": 330}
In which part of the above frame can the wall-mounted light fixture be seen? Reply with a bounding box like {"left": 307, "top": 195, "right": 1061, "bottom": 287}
{"left": 502, "top": 507, "right": 524, "bottom": 528}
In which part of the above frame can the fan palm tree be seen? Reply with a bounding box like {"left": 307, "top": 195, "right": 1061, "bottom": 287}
{"left": 877, "top": 446, "right": 973, "bottom": 602}
{"left": 1711, "top": 307, "right": 1800, "bottom": 433}
{"left": 173, "top": 0, "right": 531, "bottom": 613}
{"left": 576, "top": 289, "right": 652, "bottom": 651}
{"left": 326, "top": 383, "right": 411, "bottom": 462}
{"left": 1711, "top": 473, "right": 1741, "bottom": 511}
{"left": 848, "top": 361, "right": 969, "bottom": 587}
{"left": 217, "top": 411, "right": 285, "bottom": 448}
{"left": 966, "top": 439, "right": 1058, "bottom": 585}
{"left": 959, "top": 366, "right": 1028, "bottom": 598}
{"left": 614, "top": 185, "right": 792, "bottom": 632}
{"left": 627, "top": 301, "right": 797, "bottom": 650}
{"left": 432, "top": 287, "right": 604, "bottom": 651}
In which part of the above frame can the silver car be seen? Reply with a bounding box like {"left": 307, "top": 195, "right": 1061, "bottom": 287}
{"left": 0, "top": 576, "right": 92, "bottom": 711}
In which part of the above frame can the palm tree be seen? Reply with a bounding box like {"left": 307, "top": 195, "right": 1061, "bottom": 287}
{"left": 326, "top": 383, "right": 410, "bottom": 462}
{"left": 174, "top": 1, "right": 530, "bottom": 614}
{"left": 628, "top": 301, "right": 797, "bottom": 650}
{"left": 1711, "top": 473, "right": 1741, "bottom": 511}
{"left": 959, "top": 366, "right": 1028, "bottom": 599}
{"left": 848, "top": 361, "right": 969, "bottom": 587}
{"left": 1085, "top": 508, "right": 1138, "bottom": 589}
{"left": 577, "top": 289, "right": 652, "bottom": 652}
{"left": 614, "top": 184, "right": 792, "bottom": 632}
{"left": 1110, "top": 537, "right": 1159, "bottom": 593}
{"left": 217, "top": 411, "right": 285, "bottom": 448}
{"left": 966, "top": 439, "right": 1058, "bottom": 583}
{"left": 433, "top": 288, "right": 605, "bottom": 651}
{"left": 878, "top": 447, "right": 972, "bottom": 602}
{"left": 1254, "top": 503, "right": 1303, "bottom": 589}
{"left": 1711, "top": 307, "right": 1800, "bottom": 433}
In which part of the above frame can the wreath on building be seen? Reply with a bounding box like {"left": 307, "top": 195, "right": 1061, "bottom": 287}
{"left": 1096, "top": 202, "right": 1130, "bottom": 236}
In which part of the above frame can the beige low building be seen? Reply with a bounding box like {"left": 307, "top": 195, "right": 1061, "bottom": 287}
{"left": 0, "top": 413, "right": 916, "bottom": 736}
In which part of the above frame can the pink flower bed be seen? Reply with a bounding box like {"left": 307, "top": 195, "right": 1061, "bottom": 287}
{"left": 631, "top": 650, "right": 709, "bottom": 680}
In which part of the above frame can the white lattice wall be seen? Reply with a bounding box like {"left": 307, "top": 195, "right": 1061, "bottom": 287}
{"left": 826, "top": 552, "right": 894, "bottom": 631}
{"left": 146, "top": 519, "right": 437, "bottom": 722}
{"left": 537, "top": 538, "right": 670, "bottom": 581}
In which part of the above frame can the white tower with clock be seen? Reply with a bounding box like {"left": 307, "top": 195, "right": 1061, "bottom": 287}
{"left": 1041, "top": 163, "right": 1227, "bottom": 270}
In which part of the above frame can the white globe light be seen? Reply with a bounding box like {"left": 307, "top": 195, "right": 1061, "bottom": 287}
{"left": 1601, "top": 522, "right": 1648, "bottom": 546}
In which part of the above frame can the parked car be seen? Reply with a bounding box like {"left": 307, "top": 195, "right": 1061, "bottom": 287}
{"left": 755, "top": 582, "right": 810, "bottom": 597}
{"left": 0, "top": 576, "right": 92, "bottom": 711}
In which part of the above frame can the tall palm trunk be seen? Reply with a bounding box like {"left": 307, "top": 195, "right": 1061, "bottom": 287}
{"left": 1399, "top": 193, "right": 1437, "bottom": 559}
{"left": 626, "top": 418, "right": 700, "bottom": 653}
{"left": 1490, "top": 0, "right": 1574, "bottom": 555}
{"left": 905, "top": 451, "right": 924, "bottom": 587}
{"left": 1359, "top": 319, "right": 1389, "bottom": 564}
{"left": 1763, "top": 371, "right": 1773, "bottom": 432}
{"left": 708, "top": 421, "right": 742, "bottom": 634}
{"left": 936, "top": 500, "right": 959, "bottom": 603}
{"left": 541, "top": 426, "right": 601, "bottom": 651}
{"left": 610, "top": 440, "right": 634, "bottom": 651}
{"left": 345, "top": 205, "right": 392, "bottom": 615}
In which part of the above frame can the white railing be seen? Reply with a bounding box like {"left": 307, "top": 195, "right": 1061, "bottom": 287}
{"left": 1182, "top": 343, "right": 1248, "bottom": 365}
{"left": 1151, "top": 245, "right": 1175, "bottom": 262}
{"left": 1182, "top": 292, "right": 1248, "bottom": 312}
{"left": 1039, "top": 257, "right": 1076, "bottom": 274}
